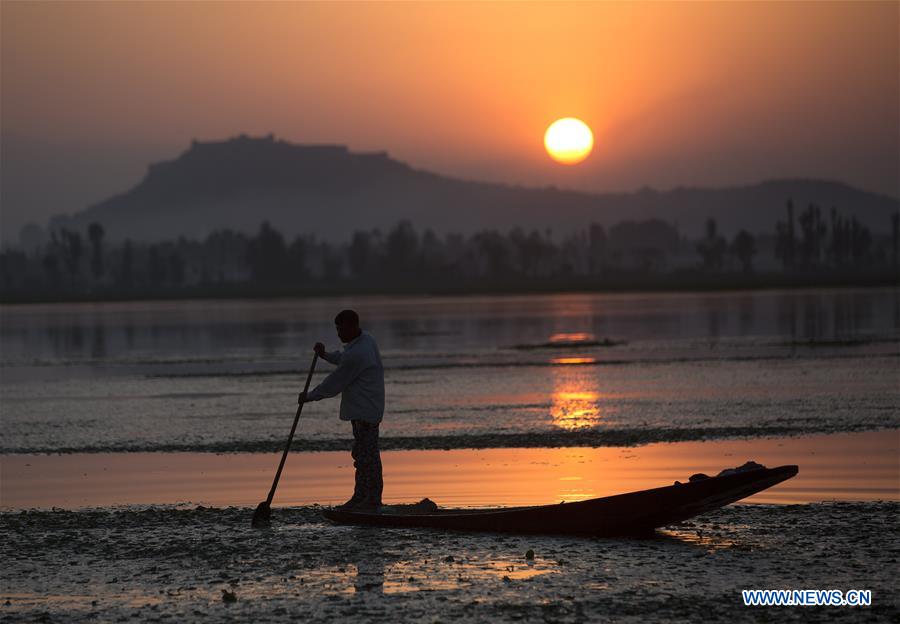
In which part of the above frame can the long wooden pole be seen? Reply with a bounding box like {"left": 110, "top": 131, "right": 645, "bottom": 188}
{"left": 264, "top": 353, "right": 318, "bottom": 506}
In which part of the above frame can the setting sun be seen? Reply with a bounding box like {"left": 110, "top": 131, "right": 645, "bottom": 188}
{"left": 544, "top": 118, "right": 594, "bottom": 165}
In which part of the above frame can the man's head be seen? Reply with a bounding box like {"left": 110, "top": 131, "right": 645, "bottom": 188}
{"left": 334, "top": 309, "right": 361, "bottom": 343}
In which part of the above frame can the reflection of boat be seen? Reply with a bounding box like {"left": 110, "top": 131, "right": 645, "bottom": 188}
{"left": 322, "top": 465, "right": 798, "bottom": 536}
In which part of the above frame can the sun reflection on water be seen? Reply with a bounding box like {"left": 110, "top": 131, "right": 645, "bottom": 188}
{"left": 548, "top": 332, "right": 595, "bottom": 344}
{"left": 548, "top": 335, "right": 612, "bottom": 431}
{"left": 550, "top": 389, "right": 602, "bottom": 430}
{"left": 551, "top": 356, "right": 597, "bottom": 365}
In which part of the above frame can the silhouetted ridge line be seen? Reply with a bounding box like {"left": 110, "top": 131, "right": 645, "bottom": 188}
{"left": 42, "top": 134, "right": 898, "bottom": 244}
{"left": 138, "top": 136, "right": 422, "bottom": 200}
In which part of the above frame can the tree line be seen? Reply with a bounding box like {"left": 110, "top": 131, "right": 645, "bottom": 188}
{"left": 1, "top": 200, "right": 897, "bottom": 299}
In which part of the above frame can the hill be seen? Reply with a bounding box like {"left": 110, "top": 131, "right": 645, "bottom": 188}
{"left": 47, "top": 135, "right": 899, "bottom": 241}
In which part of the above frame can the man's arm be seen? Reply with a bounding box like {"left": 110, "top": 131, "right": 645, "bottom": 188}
{"left": 314, "top": 342, "right": 342, "bottom": 365}
{"left": 322, "top": 350, "right": 342, "bottom": 365}
{"left": 303, "top": 352, "right": 363, "bottom": 402}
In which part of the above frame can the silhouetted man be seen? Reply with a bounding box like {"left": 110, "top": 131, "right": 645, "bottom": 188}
{"left": 298, "top": 309, "right": 385, "bottom": 511}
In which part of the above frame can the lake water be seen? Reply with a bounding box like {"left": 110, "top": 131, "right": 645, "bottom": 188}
{"left": 4, "top": 431, "right": 897, "bottom": 509}
{"left": 1, "top": 288, "right": 898, "bottom": 453}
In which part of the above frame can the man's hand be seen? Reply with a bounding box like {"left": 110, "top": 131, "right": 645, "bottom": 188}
{"left": 297, "top": 391, "right": 308, "bottom": 404}
{"left": 313, "top": 342, "right": 326, "bottom": 357}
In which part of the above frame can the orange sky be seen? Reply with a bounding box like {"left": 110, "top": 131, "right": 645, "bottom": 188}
{"left": 0, "top": 1, "right": 897, "bottom": 237}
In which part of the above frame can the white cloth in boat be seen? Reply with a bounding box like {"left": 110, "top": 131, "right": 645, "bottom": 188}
{"left": 307, "top": 331, "right": 385, "bottom": 424}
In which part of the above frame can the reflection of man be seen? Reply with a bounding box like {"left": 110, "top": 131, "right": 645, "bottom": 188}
{"left": 298, "top": 309, "right": 385, "bottom": 511}
{"left": 354, "top": 556, "right": 386, "bottom": 593}
{"left": 351, "top": 529, "right": 388, "bottom": 593}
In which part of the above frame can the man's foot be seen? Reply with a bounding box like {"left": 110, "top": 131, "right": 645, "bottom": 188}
{"left": 335, "top": 497, "right": 363, "bottom": 510}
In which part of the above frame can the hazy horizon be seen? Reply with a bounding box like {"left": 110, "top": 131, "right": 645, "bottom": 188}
{"left": 2, "top": 1, "right": 898, "bottom": 242}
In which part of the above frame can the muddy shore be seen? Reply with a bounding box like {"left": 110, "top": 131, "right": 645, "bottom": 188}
{"left": 2, "top": 502, "right": 897, "bottom": 623}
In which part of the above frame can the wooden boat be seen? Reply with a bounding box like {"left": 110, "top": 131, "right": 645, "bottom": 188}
{"left": 322, "top": 464, "right": 798, "bottom": 536}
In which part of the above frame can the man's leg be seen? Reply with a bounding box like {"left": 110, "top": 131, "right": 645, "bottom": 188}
{"left": 355, "top": 421, "right": 383, "bottom": 508}
{"left": 345, "top": 420, "right": 366, "bottom": 507}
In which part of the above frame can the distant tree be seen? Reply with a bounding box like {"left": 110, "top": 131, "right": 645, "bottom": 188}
{"left": 828, "top": 208, "right": 842, "bottom": 266}
{"left": 508, "top": 228, "right": 528, "bottom": 274}
{"left": 0, "top": 250, "right": 27, "bottom": 291}
{"left": 775, "top": 222, "right": 789, "bottom": 269}
{"left": 631, "top": 247, "right": 666, "bottom": 273}
{"left": 246, "top": 222, "right": 289, "bottom": 284}
{"left": 814, "top": 205, "right": 825, "bottom": 263}
{"left": 849, "top": 217, "right": 872, "bottom": 266}
{"left": 608, "top": 219, "right": 679, "bottom": 254}
{"left": 509, "top": 228, "right": 552, "bottom": 276}
{"left": 348, "top": 230, "right": 378, "bottom": 279}
{"left": 204, "top": 229, "right": 250, "bottom": 283}
{"left": 119, "top": 240, "right": 134, "bottom": 288}
{"left": 587, "top": 223, "right": 607, "bottom": 274}
{"left": 797, "top": 204, "right": 826, "bottom": 267}
{"left": 420, "top": 228, "right": 445, "bottom": 273}
{"left": 288, "top": 236, "right": 309, "bottom": 280}
{"left": 732, "top": 230, "right": 757, "bottom": 273}
{"left": 148, "top": 245, "right": 166, "bottom": 287}
{"left": 774, "top": 199, "right": 797, "bottom": 270}
{"left": 88, "top": 222, "right": 105, "bottom": 280}
{"left": 438, "top": 232, "right": 467, "bottom": 276}
{"left": 384, "top": 221, "right": 418, "bottom": 276}
{"left": 786, "top": 199, "right": 796, "bottom": 267}
{"left": 169, "top": 252, "right": 186, "bottom": 286}
{"left": 608, "top": 219, "right": 679, "bottom": 271}
{"left": 557, "top": 231, "right": 589, "bottom": 275}
{"left": 320, "top": 243, "right": 344, "bottom": 281}
{"left": 892, "top": 212, "right": 899, "bottom": 269}
{"left": 42, "top": 252, "right": 62, "bottom": 288}
{"left": 59, "top": 228, "right": 84, "bottom": 289}
{"left": 475, "top": 230, "right": 512, "bottom": 277}
{"left": 18, "top": 223, "right": 45, "bottom": 253}
{"left": 696, "top": 218, "right": 726, "bottom": 271}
